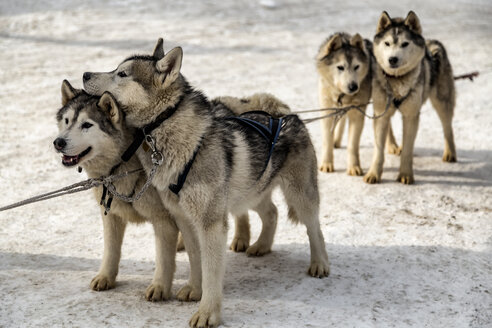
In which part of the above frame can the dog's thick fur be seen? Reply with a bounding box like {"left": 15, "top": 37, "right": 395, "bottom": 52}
{"left": 83, "top": 39, "right": 330, "bottom": 327}
{"left": 316, "top": 32, "right": 372, "bottom": 175}
{"left": 364, "top": 11, "right": 457, "bottom": 184}
{"left": 54, "top": 81, "right": 182, "bottom": 302}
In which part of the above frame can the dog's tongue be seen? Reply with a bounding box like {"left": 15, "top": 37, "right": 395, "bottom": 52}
{"left": 62, "top": 154, "right": 79, "bottom": 166}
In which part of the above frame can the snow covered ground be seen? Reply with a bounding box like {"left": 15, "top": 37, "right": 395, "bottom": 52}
{"left": 0, "top": 0, "right": 491, "bottom": 327}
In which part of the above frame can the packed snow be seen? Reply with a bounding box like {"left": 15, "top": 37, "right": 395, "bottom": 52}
{"left": 0, "top": 0, "right": 491, "bottom": 327}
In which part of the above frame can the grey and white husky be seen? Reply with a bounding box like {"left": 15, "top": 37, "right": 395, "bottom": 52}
{"left": 316, "top": 32, "right": 373, "bottom": 176}
{"left": 364, "top": 11, "right": 457, "bottom": 185}
{"left": 53, "top": 81, "right": 195, "bottom": 302}
{"left": 83, "top": 39, "right": 330, "bottom": 327}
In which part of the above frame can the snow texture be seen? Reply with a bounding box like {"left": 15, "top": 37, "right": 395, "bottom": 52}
{"left": 0, "top": 0, "right": 491, "bottom": 327}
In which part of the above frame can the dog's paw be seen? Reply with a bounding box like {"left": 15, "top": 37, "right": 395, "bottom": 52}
{"left": 176, "top": 234, "right": 185, "bottom": 252}
{"left": 347, "top": 165, "right": 363, "bottom": 176}
{"left": 319, "top": 162, "right": 335, "bottom": 173}
{"left": 397, "top": 173, "right": 414, "bottom": 185}
{"left": 145, "top": 283, "right": 171, "bottom": 302}
{"left": 189, "top": 308, "right": 221, "bottom": 328}
{"left": 387, "top": 144, "right": 402, "bottom": 155}
{"left": 442, "top": 151, "right": 457, "bottom": 163}
{"left": 230, "top": 236, "right": 249, "bottom": 252}
{"left": 363, "top": 172, "right": 380, "bottom": 184}
{"left": 177, "top": 284, "right": 202, "bottom": 302}
{"left": 308, "top": 260, "right": 330, "bottom": 278}
{"left": 246, "top": 243, "right": 271, "bottom": 257}
{"left": 90, "top": 274, "right": 115, "bottom": 291}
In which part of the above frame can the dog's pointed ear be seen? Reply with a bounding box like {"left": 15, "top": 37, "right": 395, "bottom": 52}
{"left": 377, "top": 11, "right": 392, "bottom": 33}
{"left": 156, "top": 47, "right": 183, "bottom": 88}
{"left": 152, "top": 38, "right": 165, "bottom": 59}
{"left": 61, "top": 80, "right": 80, "bottom": 106}
{"left": 317, "top": 34, "right": 343, "bottom": 60}
{"left": 97, "top": 92, "right": 121, "bottom": 124}
{"left": 350, "top": 33, "right": 365, "bottom": 52}
{"left": 404, "top": 11, "right": 422, "bottom": 34}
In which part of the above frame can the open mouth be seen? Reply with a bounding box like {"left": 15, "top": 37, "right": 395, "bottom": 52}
{"left": 61, "top": 147, "right": 92, "bottom": 167}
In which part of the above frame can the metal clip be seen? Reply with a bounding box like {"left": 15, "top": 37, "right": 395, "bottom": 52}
{"left": 145, "top": 134, "right": 164, "bottom": 166}
{"left": 145, "top": 135, "right": 157, "bottom": 152}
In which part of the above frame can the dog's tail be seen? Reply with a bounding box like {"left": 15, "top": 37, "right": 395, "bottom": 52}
{"left": 214, "top": 93, "right": 291, "bottom": 118}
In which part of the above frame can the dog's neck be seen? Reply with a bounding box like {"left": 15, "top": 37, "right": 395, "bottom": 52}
{"left": 136, "top": 77, "right": 213, "bottom": 184}
{"left": 377, "top": 61, "right": 422, "bottom": 100}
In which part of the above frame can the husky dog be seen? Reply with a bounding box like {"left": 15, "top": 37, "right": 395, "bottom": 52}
{"left": 364, "top": 11, "right": 457, "bottom": 184}
{"left": 178, "top": 92, "right": 292, "bottom": 254}
{"left": 83, "top": 39, "right": 330, "bottom": 327}
{"left": 316, "top": 32, "right": 372, "bottom": 176}
{"left": 53, "top": 81, "right": 197, "bottom": 302}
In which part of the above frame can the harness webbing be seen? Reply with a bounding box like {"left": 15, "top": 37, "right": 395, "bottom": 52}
{"left": 226, "top": 111, "right": 284, "bottom": 172}
{"left": 168, "top": 145, "right": 201, "bottom": 195}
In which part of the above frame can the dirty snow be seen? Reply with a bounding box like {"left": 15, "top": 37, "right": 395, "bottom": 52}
{"left": 0, "top": 0, "right": 491, "bottom": 327}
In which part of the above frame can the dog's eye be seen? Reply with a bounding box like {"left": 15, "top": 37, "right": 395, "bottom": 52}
{"left": 384, "top": 41, "right": 390, "bottom": 46}
{"left": 337, "top": 66, "right": 344, "bottom": 71}
{"left": 354, "top": 65, "right": 360, "bottom": 71}
{"left": 401, "top": 42, "right": 409, "bottom": 48}
{"left": 81, "top": 122, "right": 93, "bottom": 129}
{"left": 65, "top": 118, "right": 69, "bottom": 124}
{"left": 117, "top": 71, "right": 127, "bottom": 78}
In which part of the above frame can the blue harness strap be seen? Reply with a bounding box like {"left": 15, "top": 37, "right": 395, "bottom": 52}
{"left": 226, "top": 111, "right": 284, "bottom": 170}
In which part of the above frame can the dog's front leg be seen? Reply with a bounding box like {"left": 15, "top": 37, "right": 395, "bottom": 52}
{"left": 364, "top": 88, "right": 393, "bottom": 184}
{"left": 176, "top": 218, "right": 202, "bottom": 302}
{"left": 320, "top": 115, "right": 336, "bottom": 173}
{"left": 397, "top": 113, "right": 420, "bottom": 184}
{"left": 91, "top": 212, "right": 126, "bottom": 291}
{"left": 346, "top": 110, "right": 365, "bottom": 176}
{"left": 189, "top": 214, "right": 228, "bottom": 328}
{"left": 146, "top": 218, "right": 179, "bottom": 301}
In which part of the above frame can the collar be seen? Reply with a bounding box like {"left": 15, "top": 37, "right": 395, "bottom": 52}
{"left": 382, "top": 69, "right": 403, "bottom": 79}
{"left": 121, "top": 95, "right": 184, "bottom": 162}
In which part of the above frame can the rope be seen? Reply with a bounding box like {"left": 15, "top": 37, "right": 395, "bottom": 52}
{"left": 294, "top": 69, "right": 481, "bottom": 123}
{"left": 296, "top": 95, "right": 392, "bottom": 125}
{"left": 0, "top": 168, "right": 143, "bottom": 212}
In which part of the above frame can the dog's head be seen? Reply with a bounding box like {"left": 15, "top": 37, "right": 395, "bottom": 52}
{"left": 54, "top": 80, "right": 126, "bottom": 170}
{"left": 373, "top": 11, "right": 425, "bottom": 76}
{"left": 83, "top": 38, "right": 185, "bottom": 127}
{"left": 316, "top": 33, "right": 370, "bottom": 95}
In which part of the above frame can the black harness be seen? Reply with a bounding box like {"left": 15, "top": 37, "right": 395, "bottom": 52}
{"left": 225, "top": 111, "right": 284, "bottom": 173}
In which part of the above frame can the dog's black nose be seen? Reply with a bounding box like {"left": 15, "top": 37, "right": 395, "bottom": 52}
{"left": 83, "top": 72, "right": 91, "bottom": 82}
{"left": 389, "top": 57, "right": 399, "bottom": 65}
{"left": 348, "top": 82, "right": 359, "bottom": 93}
{"left": 53, "top": 138, "right": 66, "bottom": 151}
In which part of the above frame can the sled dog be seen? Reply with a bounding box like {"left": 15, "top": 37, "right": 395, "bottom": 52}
{"left": 83, "top": 39, "right": 330, "bottom": 327}
{"left": 364, "top": 11, "right": 457, "bottom": 184}
{"left": 316, "top": 32, "right": 372, "bottom": 176}
{"left": 53, "top": 81, "right": 195, "bottom": 302}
